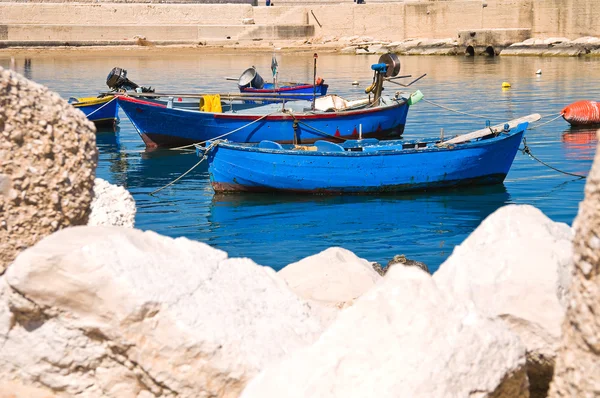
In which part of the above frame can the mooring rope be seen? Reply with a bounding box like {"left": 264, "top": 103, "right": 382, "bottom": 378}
{"left": 422, "top": 98, "right": 504, "bottom": 121}
{"left": 423, "top": 98, "right": 563, "bottom": 129}
{"left": 84, "top": 97, "right": 117, "bottom": 118}
{"left": 526, "top": 113, "right": 563, "bottom": 130}
{"left": 284, "top": 109, "right": 350, "bottom": 141}
{"left": 150, "top": 140, "right": 221, "bottom": 196}
{"left": 520, "top": 137, "right": 587, "bottom": 179}
{"left": 169, "top": 111, "right": 279, "bottom": 151}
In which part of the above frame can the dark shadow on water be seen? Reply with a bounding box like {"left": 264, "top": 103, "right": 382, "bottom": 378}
{"left": 206, "top": 184, "right": 512, "bottom": 272}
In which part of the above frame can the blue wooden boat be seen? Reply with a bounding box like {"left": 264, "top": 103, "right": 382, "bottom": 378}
{"left": 240, "top": 82, "right": 328, "bottom": 100}
{"left": 117, "top": 93, "right": 411, "bottom": 149}
{"left": 69, "top": 95, "right": 119, "bottom": 128}
{"left": 237, "top": 64, "right": 328, "bottom": 101}
{"left": 118, "top": 54, "right": 408, "bottom": 148}
{"left": 202, "top": 114, "right": 540, "bottom": 194}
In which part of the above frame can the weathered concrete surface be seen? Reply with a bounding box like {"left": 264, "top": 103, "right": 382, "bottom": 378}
{"left": 434, "top": 204, "right": 573, "bottom": 398}
{"left": 0, "top": 67, "right": 97, "bottom": 273}
{"left": 242, "top": 267, "right": 529, "bottom": 398}
{"left": 0, "top": 1, "right": 599, "bottom": 47}
{"left": 88, "top": 178, "right": 136, "bottom": 228}
{"left": 0, "top": 226, "right": 324, "bottom": 397}
{"left": 549, "top": 130, "right": 600, "bottom": 397}
{"left": 459, "top": 28, "right": 531, "bottom": 54}
{"left": 502, "top": 37, "right": 600, "bottom": 56}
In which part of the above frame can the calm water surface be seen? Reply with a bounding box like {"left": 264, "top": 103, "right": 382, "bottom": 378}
{"left": 2, "top": 52, "right": 597, "bottom": 272}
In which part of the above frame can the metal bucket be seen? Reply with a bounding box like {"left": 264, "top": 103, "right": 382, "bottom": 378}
{"left": 238, "top": 67, "right": 265, "bottom": 89}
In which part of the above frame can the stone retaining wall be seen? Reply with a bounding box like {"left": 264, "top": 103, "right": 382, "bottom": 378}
{"left": 0, "top": 0, "right": 598, "bottom": 46}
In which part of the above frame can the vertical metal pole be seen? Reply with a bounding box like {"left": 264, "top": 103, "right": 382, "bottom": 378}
{"left": 312, "top": 53, "right": 318, "bottom": 111}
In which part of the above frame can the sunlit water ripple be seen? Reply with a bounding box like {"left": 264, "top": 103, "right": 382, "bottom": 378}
{"left": 2, "top": 52, "right": 597, "bottom": 271}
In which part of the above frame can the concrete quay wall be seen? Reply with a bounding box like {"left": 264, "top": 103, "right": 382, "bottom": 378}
{"left": 0, "top": 0, "right": 598, "bottom": 45}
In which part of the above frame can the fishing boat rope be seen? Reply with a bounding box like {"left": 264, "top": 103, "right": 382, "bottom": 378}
{"left": 83, "top": 97, "right": 117, "bottom": 119}
{"left": 150, "top": 140, "right": 222, "bottom": 195}
{"left": 423, "top": 98, "right": 562, "bottom": 126}
{"left": 422, "top": 98, "right": 504, "bottom": 120}
{"left": 526, "top": 113, "right": 564, "bottom": 130}
{"left": 170, "top": 111, "right": 279, "bottom": 151}
{"left": 283, "top": 109, "right": 350, "bottom": 141}
{"left": 520, "top": 137, "right": 587, "bottom": 179}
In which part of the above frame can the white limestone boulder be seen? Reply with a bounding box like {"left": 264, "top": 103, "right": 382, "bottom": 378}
{"left": 434, "top": 204, "right": 573, "bottom": 397}
{"left": 571, "top": 36, "right": 600, "bottom": 45}
{"left": 242, "top": 266, "right": 528, "bottom": 398}
{"left": 88, "top": 178, "right": 136, "bottom": 228}
{"left": 0, "top": 226, "right": 323, "bottom": 398}
{"left": 279, "top": 247, "right": 381, "bottom": 308}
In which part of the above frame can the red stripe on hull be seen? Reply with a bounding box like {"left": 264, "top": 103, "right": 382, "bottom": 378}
{"left": 117, "top": 95, "right": 167, "bottom": 108}
{"left": 214, "top": 101, "right": 406, "bottom": 121}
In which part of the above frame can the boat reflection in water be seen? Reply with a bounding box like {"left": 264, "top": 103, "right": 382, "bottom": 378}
{"left": 206, "top": 185, "right": 512, "bottom": 272}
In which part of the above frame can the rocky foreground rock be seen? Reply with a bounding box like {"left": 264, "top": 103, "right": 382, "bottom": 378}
{"left": 550, "top": 130, "right": 600, "bottom": 397}
{"left": 279, "top": 247, "right": 381, "bottom": 308}
{"left": 0, "top": 227, "right": 323, "bottom": 397}
{"left": 434, "top": 205, "right": 573, "bottom": 398}
{"left": 88, "top": 178, "right": 137, "bottom": 228}
{"left": 0, "top": 67, "right": 97, "bottom": 273}
{"left": 242, "top": 266, "right": 529, "bottom": 398}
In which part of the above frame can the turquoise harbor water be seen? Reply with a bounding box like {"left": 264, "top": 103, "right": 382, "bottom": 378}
{"left": 2, "top": 51, "right": 597, "bottom": 272}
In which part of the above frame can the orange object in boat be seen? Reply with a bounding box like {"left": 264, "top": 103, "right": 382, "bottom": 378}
{"left": 562, "top": 100, "right": 600, "bottom": 126}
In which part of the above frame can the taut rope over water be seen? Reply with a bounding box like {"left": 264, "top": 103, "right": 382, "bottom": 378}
{"left": 169, "top": 111, "right": 278, "bottom": 151}
{"left": 149, "top": 140, "right": 221, "bottom": 196}
{"left": 422, "top": 98, "right": 563, "bottom": 129}
{"left": 520, "top": 137, "right": 587, "bottom": 179}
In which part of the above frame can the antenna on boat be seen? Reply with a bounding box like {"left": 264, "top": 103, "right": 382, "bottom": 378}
{"left": 312, "top": 53, "right": 318, "bottom": 111}
{"left": 271, "top": 54, "right": 278, "bottom": 90}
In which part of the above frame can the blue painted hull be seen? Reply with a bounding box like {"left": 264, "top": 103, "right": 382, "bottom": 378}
{"left": 205, "top": 125, "right": 527, "bottom": 194}
{"left": 71, "top": 96, "right": 119, "bottom": 128}
{"left": 240, "top": 83, "right": 329, "bottom": 101}
{"left": 117, "top": 95, "right": 409, "bottom": 149}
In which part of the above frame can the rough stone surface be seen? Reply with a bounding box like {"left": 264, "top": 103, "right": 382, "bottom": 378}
{"left": 0, "top": 67, "right": 97, "bottom": 273}
{"left": 386, "top": 254, "right": 430, "bottom": 274}
{"left": 502, "top": 36, "right": 600, "bottom": 56}
{"left": 550, "top": 130, "right": 600, "bottom": 397}
{"left": 0, "top": 226, "right": 323, "bottom": 397}
{"left": 279, "top": 247, "right": 381, "bottom": 307}
{"left": 88, "top": 178, "right": 136, "bottom": 228}
{"left": 242, "top": 266, "right": 529, "bottom": 398}
{"left": 0, "top": 382, "right": 59, "bottom": 398}
{"left": 434, "top": 204, "right": 573, "bottom": 398}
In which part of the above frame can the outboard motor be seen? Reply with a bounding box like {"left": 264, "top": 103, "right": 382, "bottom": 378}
{"left": 106, "top": 67, "right": 154, "bottom": 93}
{"left": 366, "top": 53, "right": 401, "bottom": 103}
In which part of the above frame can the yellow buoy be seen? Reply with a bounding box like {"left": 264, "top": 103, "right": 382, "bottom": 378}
{"left": 502, "top": 82, "right": 511, "bottom": 88}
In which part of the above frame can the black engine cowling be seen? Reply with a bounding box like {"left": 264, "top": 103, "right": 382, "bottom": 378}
{"left": 106, "top": 67, "right": 154, "bottom": 92}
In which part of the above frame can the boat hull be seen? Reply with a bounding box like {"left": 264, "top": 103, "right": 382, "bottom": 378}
{"left": 117, "top": 95, "right": 409, "bottom": 149}
{"left": 71, "top": 96, "right": 119, "bottom": 128}
{"left": 207, "top": 129, "right": 525, "bottom": 194}
{"left": 240, "top": 83, "right": 328, "bottom": 101}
